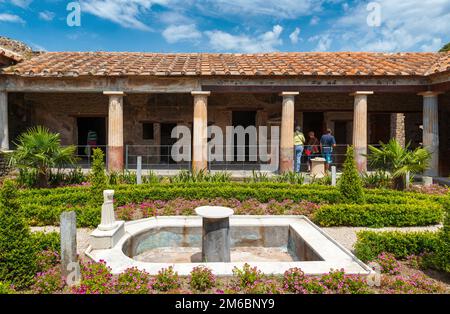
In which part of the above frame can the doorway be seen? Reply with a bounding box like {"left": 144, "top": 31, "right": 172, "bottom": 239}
{"left": 303, "top": 112, "right": 325, "bottom": 139}
{"left": 370, "top": 114, "right": 391, "bottom": 144}
{"left": 160, "top": 123, "right": 178, "bottom": 164}
{"left": 232, "top": 111, "right": 257, "bottom": 162}
{"left": 77, "top": 117, "right": 106, "bottom": 157}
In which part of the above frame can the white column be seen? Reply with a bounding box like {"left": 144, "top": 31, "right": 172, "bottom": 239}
{"left": 104, "top": 91, "right": 125, "bottom": 172}
{"left": 351, "top": 91, "right": 373, "bottom": 172}
{"left": 280, "top": 92, "right": 298, "bottom": 173}
{"left": 192, "top": 91, "right": 210, "bottom": 173}
{"left": 0, "top": 91, "right": 9, "bottom": 150}
{"left": 419, "top": 91, "right": 440, "bottom": 177}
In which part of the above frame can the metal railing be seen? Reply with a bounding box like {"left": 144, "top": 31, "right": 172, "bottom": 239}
{"left": 126, "top": 145, "right": 191, "bottom": 170}
{"left": 62, "top": 144, "right": 382, "bottom": 172}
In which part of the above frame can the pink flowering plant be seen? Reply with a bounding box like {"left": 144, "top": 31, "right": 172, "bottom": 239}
{"left": 383, "top": 273, "right": 445, "bottom": 294}
{"left": 189, "top": 266, "right": 216, "bottom": 292}
{"left": 116, "top": 267, "right": 152, "bottom": 294}
{"left": 72, "top": 260, "right": 115, "bottom": 294}
{"left": 36, "top": 250, "right": 61, "bottom": 272}
{"left": 31, "top": 266, "right": 65, "bottom": 294}
{"left": 282, "top": 268, "right": 328, "bottom": 294}
{"left": 376, "top": 252, "right": 401, "bottom": 275}
{"left": 231, "top": 264, "right": 264, "bottom": 292}
{"left": 152, "top": 266, "right": 181, "bottom": 292}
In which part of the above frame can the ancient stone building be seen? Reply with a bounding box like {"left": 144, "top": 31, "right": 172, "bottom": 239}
{"left": 0, "top": 44, "right": 449, "bottom": 176}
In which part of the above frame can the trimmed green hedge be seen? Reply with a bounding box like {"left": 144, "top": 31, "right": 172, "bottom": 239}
{"left": 354, "top": 230, "right": 440, "bottom": 262}
{"left": 15, "top": 182, "right": 448, "bottom": 228}
{"left": 314, "top": 203, "right": 443, "bottom": 227}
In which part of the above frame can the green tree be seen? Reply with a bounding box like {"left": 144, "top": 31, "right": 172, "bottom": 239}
{"left": 89, "top": 148, "right": 108, "bottom": 206}
{"left": 0, "top": 180, "right": 37, "bottom": 289}
{"left": 9, "top": 126, "right": 77, "bottom": 188}
{"left": 439, "top": 42, "right": 450, "bottom": 52}
{"left": 367, "top": 139, "right": 431, "bottom": 190}
{"left": 338, "top": 146, "right": 365, "bottom": 204}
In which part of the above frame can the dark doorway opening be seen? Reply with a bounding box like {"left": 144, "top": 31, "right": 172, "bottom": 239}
{"left": 303, "top": 112, "right": 325, "bottom": 139}
{"left": 232, "top": 111, "right": 257, "bottom": 162}
{"left": 370, "top": 114, "right": 391, "bottom": 145}
{"left": 334, "top": 121, "right": 349, "bottom": 145}
{"left": 160, "top": 123, "right": 178, "bottom": 164}
{"left": 77, "top": 117, "right": 106, "bottom": 157}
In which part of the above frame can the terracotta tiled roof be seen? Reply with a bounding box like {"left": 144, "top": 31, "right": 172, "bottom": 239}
{"left": 0, "top": 47, "right": 24, "bottom": 63}
{"left": 3, "top": 51, "right": 449, "bottom": 77}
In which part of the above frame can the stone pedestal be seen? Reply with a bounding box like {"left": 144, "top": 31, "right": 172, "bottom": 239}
{"left": 195, "top": 206, "right": 234, "bottom": 263}
{"left": 90, "top": 190, "right": 125, "bottom": 250}
{"left": 311, "top": 158, "right": 326, "bottom": 178}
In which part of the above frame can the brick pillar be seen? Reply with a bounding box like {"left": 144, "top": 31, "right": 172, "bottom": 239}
{"left": 351, "top": 91, "right": 373, "bottom": 172}
{"left": 104, "top": 91, "right": 125, "bottom": 172}
{"left": 0, "top": 91, "right": 8, "bottom": 150}
{"left": 419, "top": 91, "right": 440, "bottom": 177}
{"left": 192, "top": 91, "right": 210, "bottom": 173}
{"left": 280, "top": 92, "right": 298, "bottom": 173}
{"left": 390, "top": 113, "right": 406, "bottom": 147}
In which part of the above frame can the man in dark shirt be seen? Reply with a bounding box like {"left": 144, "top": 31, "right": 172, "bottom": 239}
{"left": 320, "top": 129, "right": 336, "bottom": 171}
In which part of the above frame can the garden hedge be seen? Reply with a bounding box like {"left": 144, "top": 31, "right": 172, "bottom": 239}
{"left": 15, "top": 182, "right": 448, "bottom": 228}
{"left": 313, "top": 203, "right": 444, "bottom": 228}
{"left": 354, "top": 230, "right": 440, "bottom": 262}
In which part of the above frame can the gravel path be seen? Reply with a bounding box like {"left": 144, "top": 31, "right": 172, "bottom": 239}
{"left": 31, "top": 226, "right": 93, "bottom": 259}
{"left": 31, "top": 224, "right": 443, "bottom": 257}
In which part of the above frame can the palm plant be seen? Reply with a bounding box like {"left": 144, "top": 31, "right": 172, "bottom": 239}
{"left": 367, "top": 139, "right": 431, "bottom": 190}
{"left": 9, "top": 126, "right": 77, "bottom": 188}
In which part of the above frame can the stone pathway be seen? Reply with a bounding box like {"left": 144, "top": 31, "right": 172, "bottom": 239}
{"left": 31, "top": 224, "right": 443, "bottom": 257}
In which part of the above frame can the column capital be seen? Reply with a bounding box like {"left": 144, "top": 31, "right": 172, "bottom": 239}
{"left": 417, "top": 91, "right": 442, "bottom": 97}
{"left": 103, "top": 91, "right": 125, "bottom": 96}
{"left": 191, "top": 91, "right": 211, "bottom": 96}
{"left": 280, "top": 91, "right": 299, "bottom": 97}
{"left": 350, "top": 91, "right": 374, "bottom": 96}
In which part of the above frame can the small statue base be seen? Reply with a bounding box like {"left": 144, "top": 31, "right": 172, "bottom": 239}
{"left": 90, "top": 221, "right": 125, "bottom": 250}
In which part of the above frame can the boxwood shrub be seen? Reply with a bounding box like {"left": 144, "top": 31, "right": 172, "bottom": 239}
{"left": 14, "top": 182, "right": 447, "bottom": 228}
{"left": 313, "top": 203, "right": 443, "bottom": 227}
{"left": 354, "top": 230, "right": 440, "bottom": 262}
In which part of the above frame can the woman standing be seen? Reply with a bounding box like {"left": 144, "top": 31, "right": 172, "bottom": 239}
{"left": 294, "top": 126, "right": 305, "bottom": 173}
{"left": 304, "top": 131, "right": 320, "bottom": 172}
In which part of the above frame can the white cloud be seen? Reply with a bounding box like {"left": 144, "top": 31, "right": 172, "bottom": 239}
{"left": 310, "top": 16, "right": 320, "bottom": 25}
{"left": 289, "top": 27, "right": 301, "bottom": 44}
{"left": 199, "top": 0, "right": 324, "bottom": 19}
{"left": 205, "top": 25, "right": 283, "bottom": 53}
{"left": 309, "top": 34, "right": 332, "bottom": 51}
{"left": 0, "top": 13, "right": 25, "bottom": 24}
{"left": 79, "top": 0, "right": 171, "bottom": 31}
{"left": 162, "top": 24, "right": 202, "bottom": 43}
{"left": 38, "top": 11, "right": 55, "bottom": 21}
{"left": 331, "top": 0, "right": 450, "bottom": 51}
{"left": 10, "top": 0, "right": 32, "bottom": 8}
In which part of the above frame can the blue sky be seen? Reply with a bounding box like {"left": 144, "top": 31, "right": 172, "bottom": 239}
{"left": 0, "top": 0, "right": 449, "bottom": 53}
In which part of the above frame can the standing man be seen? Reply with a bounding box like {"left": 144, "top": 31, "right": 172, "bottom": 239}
{"left": 294, "top": 126, "right": 305, "bottom": 173}
{"left": 320, "top": 128, "right": 336, "bottom": 172}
